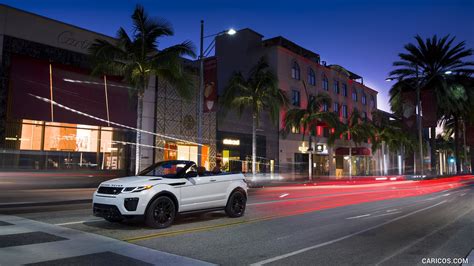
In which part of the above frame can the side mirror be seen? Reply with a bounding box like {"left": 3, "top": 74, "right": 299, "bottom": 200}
{"left": 185, "top": 171, "right": 198, "bottom": 178}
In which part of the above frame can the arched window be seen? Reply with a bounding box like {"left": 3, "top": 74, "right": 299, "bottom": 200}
{"left": 322, "top": 75, "right": 329, "bottom": 91}
{"left": 291, "top": 61, "right": 300, "bottom": 80}
{"left": 370, "top": 95, "right": 376, "bottom": 108}
{"left": 308, "top": 68, "right": 315, "bottom": 85}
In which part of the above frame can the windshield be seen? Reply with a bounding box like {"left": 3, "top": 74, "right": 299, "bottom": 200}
{"left": 138, "top": 161, "right": 191, "bottom": 178}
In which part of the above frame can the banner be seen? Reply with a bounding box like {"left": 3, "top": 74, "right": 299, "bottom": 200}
{"left": 203, "top": 57, "right": 217, "bottom": 113}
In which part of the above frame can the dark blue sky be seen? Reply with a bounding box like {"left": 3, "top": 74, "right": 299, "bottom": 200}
{"left": 5, "top": 0, "right": 473, "bottom": 111}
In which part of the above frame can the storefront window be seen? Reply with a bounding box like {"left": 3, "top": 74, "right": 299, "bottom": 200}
{"left": 19, "top": 120, "right": 43, "bottom": 150}
{"left": 2, "top": 119, "right": 127, "bottom": 171}
{"left": 164, "top": 142, "right": 209, "bottom": 169}
{"left": 43, "top": 123, "right": 99, "bottom": 152}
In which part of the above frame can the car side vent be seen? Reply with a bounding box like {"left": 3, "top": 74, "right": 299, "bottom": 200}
{"left": 149, "top": 178, "right": 162, "bottom": 181}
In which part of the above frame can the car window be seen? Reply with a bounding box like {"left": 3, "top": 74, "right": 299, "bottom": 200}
{"left": 139, "top": 162, "right": 189, "bottom": 178}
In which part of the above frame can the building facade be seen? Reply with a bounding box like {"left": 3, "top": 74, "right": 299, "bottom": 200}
{"left": 0, "top": 5, "right": 216, "bottom": 174}
{"left": 215, "top": 29, "right": 378, "bottom": 177}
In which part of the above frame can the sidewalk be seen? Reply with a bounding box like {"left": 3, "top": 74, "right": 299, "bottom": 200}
{"left": 0, "top": 188, "right": 95, "bottom": 208}
{"left": 0, "top": 214, "right": 211, "bottom": 265}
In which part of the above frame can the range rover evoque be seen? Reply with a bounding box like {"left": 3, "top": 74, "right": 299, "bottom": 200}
{"left": 93, "top": 160, "right": 248, "bottom": 228}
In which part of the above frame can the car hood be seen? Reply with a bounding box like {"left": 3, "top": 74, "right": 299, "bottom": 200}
{"left": 99, "top": 175, "right": 178, "bottom": 187}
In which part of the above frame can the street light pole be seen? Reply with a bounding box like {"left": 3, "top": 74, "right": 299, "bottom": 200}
{"left": 197, "top": 20, "right": 204, "bottom": 167}
{"left": 415, "top": 64, "right": 424, "bottom": 176}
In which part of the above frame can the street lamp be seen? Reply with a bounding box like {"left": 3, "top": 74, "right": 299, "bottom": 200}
{"left": 198, "top": 20, "right": 236, "bottom": 167}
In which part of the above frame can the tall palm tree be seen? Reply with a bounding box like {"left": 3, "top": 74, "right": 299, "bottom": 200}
{"left": 329, "top": 109, "right": 373, "bottom": 179}
{"left": 89, "top": 5, "right": 196, "bottom": 174}
{"left": 389, "top": 35, "right": 473, "bottom": 174}
{"left": 222, "top": 57, "right": 289, "bottom": 176}
{"left": 282, "top": 81, "right": 338, "bottom": 179}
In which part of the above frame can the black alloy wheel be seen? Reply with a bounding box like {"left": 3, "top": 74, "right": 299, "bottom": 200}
{"left": 225, "top": 190, "right": 246, "bottom": 218}
{"left": 146, "top": 196, "right": 176, "bottom": 228}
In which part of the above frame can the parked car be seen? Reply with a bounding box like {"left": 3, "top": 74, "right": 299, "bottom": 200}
{"left": 93, "top": 160, "right": 248, "bottom": 228}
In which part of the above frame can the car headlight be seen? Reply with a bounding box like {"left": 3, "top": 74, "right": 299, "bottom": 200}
{"left": 132, "top": 185, "right": 153, "bottom": 193}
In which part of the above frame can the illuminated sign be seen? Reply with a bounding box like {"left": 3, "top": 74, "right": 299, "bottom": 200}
{"left": 223, "top": 139, "right": 240, "bottom": 146}
{"left": 298, "top": 142, "right": 308, "bottom": 152}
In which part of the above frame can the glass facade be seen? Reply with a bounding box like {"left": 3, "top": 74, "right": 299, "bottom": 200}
{"left": 1, "top": 119, "right": 129, "bottom": 170}
{"left": 164, "top": 142, "right": 210, "bottom": 169}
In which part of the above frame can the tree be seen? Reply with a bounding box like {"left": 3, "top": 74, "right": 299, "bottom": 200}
{"left": 371, "top": 111, "right": 417, "bottom": 175}
{"left": 222, "top": 57, "right": 289, "bottom": 176}
{"left": 329, "top": 109, "right": 373, "bottom": 179}
{"left": 281, "top": 81, "right": 338, "bottom": 179}
{"left": 389, "top": 35, "right": 473, "bottom": 174}
{"left": 89, "top": 5, "right": 196, "bottom": 174}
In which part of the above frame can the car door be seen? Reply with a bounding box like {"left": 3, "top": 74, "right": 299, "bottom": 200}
{"left": 179, "top": 165, "right": 226, "bottom": 212}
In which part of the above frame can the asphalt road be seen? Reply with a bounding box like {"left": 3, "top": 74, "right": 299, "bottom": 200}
{"left": 1, "top": 178, "right": 473, "bottom": 265}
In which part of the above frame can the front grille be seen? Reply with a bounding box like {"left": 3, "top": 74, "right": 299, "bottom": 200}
{"left": 93, "top": 203, "right": 122, "bottom": 218}
{"left": 97, "top": 186, "right": 123, "bottom": 195}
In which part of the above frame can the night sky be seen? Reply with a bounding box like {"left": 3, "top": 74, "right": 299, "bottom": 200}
{"left": 4, "top": 0, "right": 473, "bottom": 112}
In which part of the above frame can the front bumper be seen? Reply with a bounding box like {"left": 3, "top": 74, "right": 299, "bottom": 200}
{"left": 93, "top": 203, "right": 123, "bottom": 219}
{"left": 92, "top": 191, "right": 153, "bottom": 216}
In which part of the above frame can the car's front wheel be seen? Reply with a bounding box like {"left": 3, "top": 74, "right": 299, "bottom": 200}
{"left": 225, "top": 190, "right": 246, "bottom": 218}
{"left": 145, "top": 196, "right": 176, "bottom": 229}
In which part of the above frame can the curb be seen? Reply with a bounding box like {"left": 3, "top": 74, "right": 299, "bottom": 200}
{"left": 0, "top": 199, "right": 92, "bottom": 209}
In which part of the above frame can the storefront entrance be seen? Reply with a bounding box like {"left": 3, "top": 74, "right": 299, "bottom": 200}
{"left": 164, "top": 142, "right": 210, "bottom": 169}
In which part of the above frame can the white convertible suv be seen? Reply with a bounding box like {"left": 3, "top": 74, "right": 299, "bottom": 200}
{"left": 93, "top": 160, "right": 248, "bottom": 228}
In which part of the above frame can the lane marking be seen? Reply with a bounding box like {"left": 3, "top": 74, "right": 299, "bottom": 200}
{"left": 123, "top": 215, "right": 281, "bottom": 242}
{"left": 460, "top": 193, "right": 466, "bottom": 197}
{"left": 346, "top": 214, "right": 371, "bottom": 220}
{"left": 279, "top": 193, "right": 289, "bottom": 198}
{"left": 386, "top": 209, "right": 398, "bottom": 212}
{"left": 250, "top": 200, "right": 447, "bottom": 266}
{"left": 54, "top": 219, "right": 102, "bottom": 226}
{"left": 375, "top": 207, "right": 474, "bottom": 265}
{"left": 125, "top": 186, "right": 467, "bottom": 242}
{"left": 370, "top": 211, "right": 402, "bottom": 218}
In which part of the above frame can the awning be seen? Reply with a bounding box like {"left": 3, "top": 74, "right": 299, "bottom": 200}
{"left": 335, "top": 147, "right": 371, "bottom": 156}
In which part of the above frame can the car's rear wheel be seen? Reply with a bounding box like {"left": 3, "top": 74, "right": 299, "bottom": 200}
{"left": 225, "top": 190, "right": 246, "bottom": 217}
{"left": 145, "top": 196, "right": 176, "bottom": 229}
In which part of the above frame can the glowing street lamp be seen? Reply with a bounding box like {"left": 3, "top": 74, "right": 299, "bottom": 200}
{"left": 198, "top": 21, "right": 237, "bottom": 167}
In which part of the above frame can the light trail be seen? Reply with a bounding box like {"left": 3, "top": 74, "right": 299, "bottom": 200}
{"left": 29, "top": 93, "right": 202, "bottom": 146}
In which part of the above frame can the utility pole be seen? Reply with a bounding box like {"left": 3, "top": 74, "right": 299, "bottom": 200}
{"left": 416, "top": 64, "right": 424, "bottom": 176}
{"left": 197, "top": 20, "right": 204, "bottom": 167}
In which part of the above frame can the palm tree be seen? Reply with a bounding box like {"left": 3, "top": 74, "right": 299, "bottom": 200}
{"left": 389, "top": 35, "right": 473, "bottom": 174}
{"left": 222, "top": 57, "right": 289, "bottom": 176}
{"left": 371, "top": 111, "right": 417, "bottom": 175}
{"left": 329, "top": 109, "right": 373, "bottom": 179}
{"left": 89, "top": 5, "right": 196, "bottom": 174}
{"left": 281, "top": 81, "right": 338, "bottom": 179}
